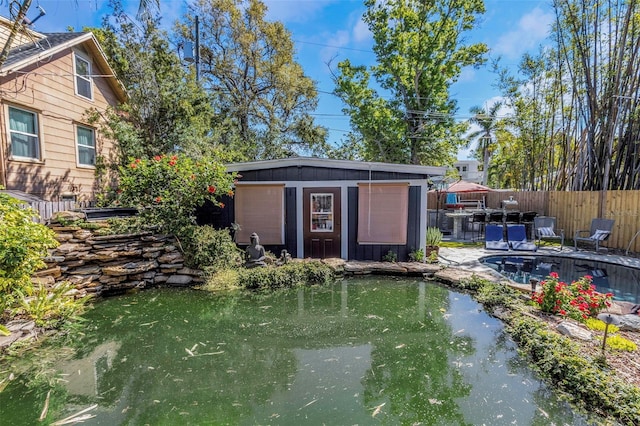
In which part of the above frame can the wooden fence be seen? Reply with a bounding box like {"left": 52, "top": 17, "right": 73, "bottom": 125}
{"left": 26, "top": 200, "right": 95, "bottom": 224}
{"left": 427, "top": 190, "right": 640, "bottom": 253}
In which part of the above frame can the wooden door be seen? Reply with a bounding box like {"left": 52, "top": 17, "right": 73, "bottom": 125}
{"left": 303, "top": 188, "right": 341, "bottom": 258}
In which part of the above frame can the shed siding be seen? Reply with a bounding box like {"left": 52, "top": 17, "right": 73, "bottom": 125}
{"left": 284, "top": 187, "right": 297, "bottom": 257}
{"left": 1, "top": 47, "right": 118, "bottom": 200}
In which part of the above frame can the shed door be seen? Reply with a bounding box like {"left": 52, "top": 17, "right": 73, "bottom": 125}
{"left": 303, "top": 188, "right": 341, "bottom": 258}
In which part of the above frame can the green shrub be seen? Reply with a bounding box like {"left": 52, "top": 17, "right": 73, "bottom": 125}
{"left": 508, "top": 315, "right": 640, "bottom": 423}
{"left": 232, "top": 261, "right": 334, "bottom": 291}
{"left": 182, "top": 225, "right": 243, "bottom": 270}
{"left": 382, "top": 250, "right": 397, "bottom": 262}
{"left": 114, "top": 154, "right": 236, "bottom": 237}
{"left": 585, "top": 317, "right": 620, "bottom": 333}
{"left": 0, "top": 191, "right": 60, "bottom": 317}
{"left": 200, "top": 269, "right": 241, "bottom": 291}
{"left": 13, "top": 282, "right": 91, "bottom": 328}
{"left": 605, "top": 335, "right": 637, "bottom": 352}
{"left": 408, "top": 248, "right": 424, "bottom": 262}
{"left": 475, "top": 280, "right": 520, "bottom": 309}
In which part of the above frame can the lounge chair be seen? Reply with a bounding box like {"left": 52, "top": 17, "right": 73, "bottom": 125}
{"left": 574, "top": 218, "right": 615, "bottom": 253}
{"left": 534, "top": 216, "right": 564, "bottom": 251}
{"left": 507, "top": 224, "right": 537, "bottom": 251}
{"left": 485, "top": 224, "right": 509, "bottom": 250}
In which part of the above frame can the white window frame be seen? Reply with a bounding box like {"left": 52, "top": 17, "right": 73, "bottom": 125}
{"left": 76, "top": 124, "right": 96, "bottom": 167}
{"left": 74, "top": 52, "right": 93, "bottom": 100}
{"left": 7, "top": 105, "right": 42, "bottom": 161}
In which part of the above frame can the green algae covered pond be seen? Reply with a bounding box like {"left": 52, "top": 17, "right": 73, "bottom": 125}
{"left": 1, "top": 277, "right": 593, "bottom": 425}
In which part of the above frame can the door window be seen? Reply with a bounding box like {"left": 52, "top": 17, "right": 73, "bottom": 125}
{"left": 311, "top": 193, "right": 333, "bottom": 232}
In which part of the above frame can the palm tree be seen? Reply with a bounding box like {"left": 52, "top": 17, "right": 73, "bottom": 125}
{"left": 466, "top": 102, "right": 503, "bottom": 186}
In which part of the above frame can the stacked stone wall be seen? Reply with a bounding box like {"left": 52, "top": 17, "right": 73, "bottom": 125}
{"left": 33, "top": 218, "right": 204, "bottom": 297}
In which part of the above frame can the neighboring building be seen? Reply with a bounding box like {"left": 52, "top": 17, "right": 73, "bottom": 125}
{"left": 204, "top": 157, "right": 446, "bottom": 261}
{"left": 0, "top": 16, "right": 126, "bottom": 201}
{"left": 453, "top": 160, "right": 482, "bottom": 184}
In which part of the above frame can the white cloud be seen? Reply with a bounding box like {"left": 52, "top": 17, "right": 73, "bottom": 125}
{"left": 492, "top": 7, "right": 554, "bottom": 58}
{"left": 352, "top": 15, "right": 371, "bottom": 43}
{"left": 456, "top": 67, "right": 476, "bottom": 84}
{"left": 319, "top": 30, "right": 350, "bottom": 64}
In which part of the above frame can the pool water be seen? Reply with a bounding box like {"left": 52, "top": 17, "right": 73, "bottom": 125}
{"left": 0, "top": 278, "right": 594, "bottom": 425}
{"left": 481, "top": 255, "right": 640, "bottom": 303}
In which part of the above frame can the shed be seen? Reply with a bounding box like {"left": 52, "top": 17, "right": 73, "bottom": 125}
{"left": 202, "top": 157, "right": 446, "bottom": 261}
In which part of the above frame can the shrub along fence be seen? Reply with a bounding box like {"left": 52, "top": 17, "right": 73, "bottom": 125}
{"left": 427, "top": 190, "right": 640, "bottom": 253}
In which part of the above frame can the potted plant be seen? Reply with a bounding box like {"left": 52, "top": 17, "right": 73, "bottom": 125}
{"left": 425, "top": 227, "right": 443, "bottom": 257}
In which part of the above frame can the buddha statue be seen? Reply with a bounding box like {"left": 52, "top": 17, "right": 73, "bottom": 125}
{"left": 244, "top": 232, "right": 266, "bottom": 268}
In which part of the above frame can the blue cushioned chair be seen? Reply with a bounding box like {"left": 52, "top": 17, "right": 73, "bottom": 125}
{"left": 485, "top": 224, "right": 509, "bottom": 250}
{"left": 507, "top": 224, "right": 537, "bottom": 251}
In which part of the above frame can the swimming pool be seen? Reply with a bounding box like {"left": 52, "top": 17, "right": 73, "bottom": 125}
{"left": 481, "top": 255, "right": 640, "bottom": 304}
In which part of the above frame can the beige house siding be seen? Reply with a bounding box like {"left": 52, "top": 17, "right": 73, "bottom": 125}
{"left": 0, "top": 16, "right": 42, "bottom": 50}
{"left": 0, "top": 39, "right": 122, "bottom": 201}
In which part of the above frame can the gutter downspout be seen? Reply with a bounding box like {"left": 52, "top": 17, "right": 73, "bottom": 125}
{"left": 0, "top": 101, "right": 7, "bottom": 188}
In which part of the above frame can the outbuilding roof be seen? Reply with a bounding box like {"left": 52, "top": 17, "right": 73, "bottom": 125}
{"left": 226, "top": 157, "right": 447, "bottom": 177}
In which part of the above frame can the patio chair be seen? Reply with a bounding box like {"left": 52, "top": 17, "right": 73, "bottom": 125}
{"left": 488, "top": 211, "right": 504, "bottom": 225}
{"left": 521, "top": 211, "right": 538, "bottom": 239}
{"left": 505, "top": 211, "right": 521, "bottom": 224}
{"left": 574, "top": 218, "right": 615, "bottom": 253}
{"left": 534, "top": 216, "right": 564, "bottom": 251}
{"left": 507, "top": 224, "right": 537, "bottom": 251}
{"left": 485, "top": 224, "right": 509, "bottom": 251}
{"left": 467, "top": 212, "right": 487, "bottom": 241}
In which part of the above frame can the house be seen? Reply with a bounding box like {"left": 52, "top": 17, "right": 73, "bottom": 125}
{"left": 0, "top": 15, "right": 126, "bottom": 201}
{"left": 204, "top": 157, "right": 446, "bottom": 261}
{"left": 453, "top": 160, "right": 482, "bottom": 184}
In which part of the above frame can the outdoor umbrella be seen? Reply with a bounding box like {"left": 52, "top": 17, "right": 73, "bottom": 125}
{"left": 445, "top": 180, "right": 493, "bottom": 193}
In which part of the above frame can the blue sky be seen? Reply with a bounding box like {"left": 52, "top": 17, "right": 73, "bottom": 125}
{"left": 2, "top": 0, "right": 554, "bottom": 160}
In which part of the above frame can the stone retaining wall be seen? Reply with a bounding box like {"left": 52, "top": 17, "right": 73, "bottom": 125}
{"left": 33, "top": 216, "right": 204, "bottom": 298}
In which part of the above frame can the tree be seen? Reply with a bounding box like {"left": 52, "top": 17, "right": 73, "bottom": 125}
{"left": 333, "top": 0, "right": 487, "bottom": 165}
{"left": 0, "top": 0, "right": 32, "bottom": 67}
{"left": 90, "top": 1, "right": 224, "bottom": 164}
{"left": 466, "top": 102, "right": 503, "bottom": 186}
{"left": 176, "top": 0, "right": 328, "bottom": 160}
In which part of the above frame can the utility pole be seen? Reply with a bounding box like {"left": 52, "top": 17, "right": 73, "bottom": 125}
{"left": 183, "top": 16, "right": 200, "bottom": 81}
{"left": 194, "top": 15, "right": 200, "bottom": 82}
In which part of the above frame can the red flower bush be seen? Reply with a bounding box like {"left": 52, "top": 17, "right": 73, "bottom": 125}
{"left": 532, "top": 272, "right": 612, "bottom": 322}
{"left": 117, "top": 154, "right": 236, "bottom": 234}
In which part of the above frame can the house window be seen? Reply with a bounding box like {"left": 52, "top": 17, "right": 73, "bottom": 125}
{"left": 75, "top": 54, "right": 93, "bottom": 100}
{"left": 234, "top": 184, "right": 285, "bottom": 245}
{"left": 462, "top": 166, "right": 467, "bottom": 172}
{"left": 8, "top": 106, "right": 40, "bottom": 159}
{"left": 76, "top": 125, "right": 95, "bottom": 166}
{"left": 357, "top": 183, "right": 408, "bottom": 244}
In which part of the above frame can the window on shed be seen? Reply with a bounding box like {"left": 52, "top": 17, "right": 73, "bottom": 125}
{"left": 75, "top": 54, "right": 93, "bottom": 100}
{"left": 8, "top": 106, "right": 40, "bottom": 159}
{"left": 235, "top": 184, "right": 285, "bottom": 245}
{"left": 76, "top": 125, "right": 96, "bottom": 166}
{"left": 357, "top": 183, "right": 408, "bottom": 244}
